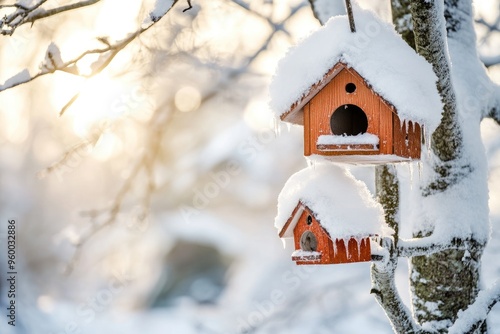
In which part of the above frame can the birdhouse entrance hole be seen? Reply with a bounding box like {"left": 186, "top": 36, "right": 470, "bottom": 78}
{"left": 300, "top": 231, "right": 317, "bottom": 251}
{"left": 345, "top": 82, "right": 356, "bottom": 93}
{"left": 330, "top": 104, "right": 368, "bottom": 136}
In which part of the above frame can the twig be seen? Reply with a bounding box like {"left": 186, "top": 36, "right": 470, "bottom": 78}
{"left": 345, "top": 0, "right": 356, "bottom": 32}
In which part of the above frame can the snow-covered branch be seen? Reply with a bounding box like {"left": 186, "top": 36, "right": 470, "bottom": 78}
{"left": 0, "top": 0, "right": 184, "bottom": 103}
{"left": 0, "top": 30, "right": 137, "bottom": 93}
{"left": 444, "top": 0, "right": 500, "bottom": 125}
{"left": 411, "top": 0, "right": 466, "bottom": 195}
{"left": 0, "top": 0, "right": 101, "bottom": 36}
{"left": 448, "top": 281, "right": 500, "bottom": 334}
{"left": 370, "top": 239, "right": 430, "bottom": 334}
{"left": 397, "top": 237, "right": 470, "bottom": 258}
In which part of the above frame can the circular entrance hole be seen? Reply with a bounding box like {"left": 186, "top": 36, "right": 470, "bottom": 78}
{"left": 345, "top": 83, "right": 356, "bottom": 93}
{"left": 307, "top": 215, "right": 313, "bottom": 225}
{"left": 300, "top": 231, "right": 318, "bottom": 252}
{"left": 330, "top": 104, "right": 368, "bottom": 136}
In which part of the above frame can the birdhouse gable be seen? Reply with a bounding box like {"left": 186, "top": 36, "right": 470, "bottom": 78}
{"left": 280, "top": 62, "right": 396, "bottom": 126}
{"left": 278, "top": 201, "right": 327, "bottom": 239}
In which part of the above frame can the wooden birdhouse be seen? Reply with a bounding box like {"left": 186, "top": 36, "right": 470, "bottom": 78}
{"left": 269, "top": 9, "right": 442, "bottom": 164}
{"left": 275, "top": 164, "right": 393, "bottom": 266}
{"left": 279, "top": 201, "right": 372, "bottom": 265}
{"left": 280, "top": 62, "right": 422, "bottom": 163}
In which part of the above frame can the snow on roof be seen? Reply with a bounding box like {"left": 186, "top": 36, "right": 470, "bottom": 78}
{"left": 269, "top": 7, "right": 442, "bottom": 133}
{"left": 275, "top": 163, "right": 393, "bottom": 239}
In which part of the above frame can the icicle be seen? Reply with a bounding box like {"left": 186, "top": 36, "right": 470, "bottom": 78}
{"left": 423, "top": 127, "right": 432, "bottom": 159}
{"left": 281, "top": 238, "right": 287, "bottom": 249}
{"left": 409, "top": 162, "right": 414, "bottom": 190}
{"left": 333, "top": 238, "right": 338, "bottom": 255}
{"left": 418, "top": 161, "right": 423, "bottom": 179}
{"left": 344, "top": 238, "right": 350, "bottom": 259}
{"left": 357, "top": 237, "right": 362, "bottom": 259}
{"left": 286, "top": 122, "right": 291, "bottom": 132}
{"left": 273, "top": 116, "right": 281, "bottom": 137}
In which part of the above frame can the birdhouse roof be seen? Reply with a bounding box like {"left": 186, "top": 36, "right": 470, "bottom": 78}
{"left": 269, "top": 7, "right": 442, "bottom": 133}
{"left": 275, "top": 163, "right": 393, "bottom": 239}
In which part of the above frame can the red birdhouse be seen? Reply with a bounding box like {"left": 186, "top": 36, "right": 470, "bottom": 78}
{"left": 279, "top": 201, "right": 372, "bottom": 265}
{"left": 269, "top": 10, "right": 442, "bottom": 164}
{"left": 275, "top": 164, "right": 393, "bottom": 266}
{"left": 280, "top": 62, "right": 421, "bottom": 164}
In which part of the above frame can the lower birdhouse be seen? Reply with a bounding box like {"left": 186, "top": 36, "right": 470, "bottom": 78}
{"left": 275, "top": 164, "right": 393, "bottom": 265}
{"left": 280, "top": 202, "right": 373, "bottom": 265}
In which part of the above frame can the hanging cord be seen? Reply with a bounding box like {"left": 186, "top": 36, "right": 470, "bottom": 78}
{"left": 345, "top": 0, "right": 356, "bottom": 32}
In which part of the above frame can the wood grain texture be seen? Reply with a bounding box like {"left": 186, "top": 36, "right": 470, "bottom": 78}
{"left": 303, "top": 103, "right": 311, "bottom": 156}
{"left": 306, "top": 66, "right": 387, "bottom": 158}
{"left": 293, "top": 205, "right": 333, "bottom": 265}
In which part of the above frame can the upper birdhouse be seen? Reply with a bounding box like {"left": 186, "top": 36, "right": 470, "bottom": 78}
{"left": 269, "top": 8, "right": 442, "bottom": 164}
{"left": 275, "top": 163, "right": 393, "bottom": 265}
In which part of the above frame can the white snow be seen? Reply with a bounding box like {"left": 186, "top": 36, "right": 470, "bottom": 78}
{"left": 291, "top": 249, "right": 321, "bottom": 258}
{"left": 269, "top": 7, "right": 442, "bottom": 134}
{"left": 40, "top": 42, "right": 63, "bottom": 71}
{"left": 404, "top": 2, "right": 491, "bottom": 245}
{"left": 16, "top": 0, "right": 36, "bottom": 7}
{"left": 275, "top": 163, "right": 393, "bottom": 239}
{"left": 0, "top": 69, "right": 30, "bottom": 90}
{"left": 307, "top": 154, "right": 412, "bottom": 165}
{"left": 317, "top": 133, "right": 379, "bottom": 146}
{"left": 448, "top": 280, "right": 500, "bottom": 334}
{"left": 142, "top": 0, "right": 174, "bottom": 27}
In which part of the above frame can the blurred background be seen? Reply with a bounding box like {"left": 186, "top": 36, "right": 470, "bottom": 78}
{"left": 0, "top": 0, "right": 499, "bottom": 333}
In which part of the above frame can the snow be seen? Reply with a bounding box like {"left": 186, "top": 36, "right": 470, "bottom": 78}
{"left": 317, "top": 133, "right": 379, "bottom": 146}
{"left": 269, "top": 6, "right": 442, "bottom": 134}
{"left": 143, "top": 0, "right": 174, "bottom": 27}
{"left": 16, "top": 0, "right": 36, "bottom": 7}
{"left": 275, "top": 163, "right": 393, "bottom": 239}
{"left": 308, "top": 154, "right": 412, "bottom": 165}
{"left": 404, "top": 1, "right": 490, "bottom": 245}
{"left": 41, "top": 42, "right": 63, "bottom": 71}
{"left": 408, "top": 157, "right": 490, "bottom": 244}
{"left": 448, "top": 280, "right": 500, "bottom": 334}
{"left": 0, "top": 69, "right": 30, "bottom": 90}
{"left": 291, "top": 249, "right": 321, "bottom": 258}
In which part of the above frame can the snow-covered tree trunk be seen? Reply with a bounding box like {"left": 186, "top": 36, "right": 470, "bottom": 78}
{"left": 409, "top": 1, "right": 485, "bottom": 332}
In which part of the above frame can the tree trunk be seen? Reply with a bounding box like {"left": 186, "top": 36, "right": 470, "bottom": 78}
{"left": 408, "top": 1, "right": 484, "bottom": 332}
